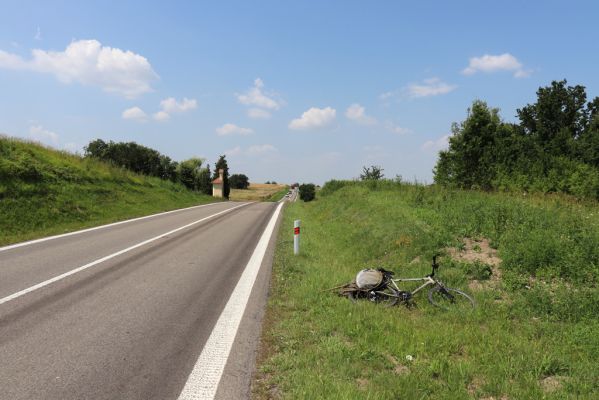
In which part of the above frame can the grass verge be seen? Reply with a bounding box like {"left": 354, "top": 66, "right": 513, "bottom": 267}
{"left": 0, "top": 136, "right": 219, "bottom": 246}
{"left": 253, "top": 182, "right": 599, "bottom": 399}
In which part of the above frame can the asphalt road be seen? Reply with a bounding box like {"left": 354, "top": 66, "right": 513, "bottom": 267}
{"left": 0, "top": 201, "right": 283, "bottom": 400}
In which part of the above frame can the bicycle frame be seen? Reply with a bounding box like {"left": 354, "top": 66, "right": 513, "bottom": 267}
{"left": 388, "top": 276, "right": 437, "bottom": 296}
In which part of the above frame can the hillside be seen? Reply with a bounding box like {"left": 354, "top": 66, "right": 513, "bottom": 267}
{"left": 254, "top": 181, "right": 599, "bottom": 399}
{"left": 0, "top": 136, "right": 218, "bottom": 246}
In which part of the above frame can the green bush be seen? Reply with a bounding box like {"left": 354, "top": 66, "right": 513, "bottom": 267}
{"left": 299, "top": 183, "right": 316, "bottom": 202}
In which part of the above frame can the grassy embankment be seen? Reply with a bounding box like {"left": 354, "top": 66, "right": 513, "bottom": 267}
{"left": 0, "top": 136, "right": 218, "bottom": 246}
{"left": 254, "top": 181, "right": 599, "bottom": 399}
{"left": 230, "top": 183, "right": 288, "bottom": 202}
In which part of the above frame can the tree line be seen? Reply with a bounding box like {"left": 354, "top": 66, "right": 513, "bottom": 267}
{"left": 434, "top": 80, "right": 599, "bottom": 199}
{"left": 84, "top": 139, "right": 237, "bottom": 198}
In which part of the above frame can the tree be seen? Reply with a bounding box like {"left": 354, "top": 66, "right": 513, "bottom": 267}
{"left": 230, "top": 174, "right": 250, "bottom": 189}
{"left": 177, "top": 157, "right": 203, "bottom": 190}
{"left": 517, "top": 80, "right": 588, "bottom": 158}
{"left": 299, "top": 183, "right": 316, "bottom": 202}
{"left": 212, "top": 155, "right": 230, "bottom": 199}
{"left": 360, "top": 165, "right": 384, "bottom": 180}
{"left": 197, "top": 163, "right": 212, "bottom": 195}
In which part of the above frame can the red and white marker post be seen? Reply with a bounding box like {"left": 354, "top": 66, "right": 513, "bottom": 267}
{"left": 293, "top": 220, "right": 300, "bottom": 255}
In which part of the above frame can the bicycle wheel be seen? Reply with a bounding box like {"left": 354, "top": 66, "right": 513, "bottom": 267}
{"left": 428, "top": 286, "right": 475, "bottom": 309}
{"left": 372, "top": 286, "right": 400, "bottom": 307}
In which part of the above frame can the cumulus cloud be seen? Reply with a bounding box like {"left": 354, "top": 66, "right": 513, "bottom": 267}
{"left": 29, "top": 124, "right": 58, "bottom": 144}
{"left": 407, "top": 78, "right": 457, "bottom": 98}
{"left": 0, "top": 39, "right": 158, "bottom": 98}
{"left": 225, "top": 146, "right": 242, "bottom": 157}
{"left": 225, "top": 144, "right": 276, "bottom": 157}
{"left": 289, "top": 107, "right": 336, "bottom": 130}
{"left": 422, "top": 134, "right": 451, "bottom": 151}
{"left": 153, "top": 111, "right": 170, "bottom": 122}
{"left": 122, "top": 106, "right": 147, "bottom": 121}
{"left": 462, "top": 53, "right": 530, "bottom": 78}
{"left": 345, "top": 103, "right": 376, "bottom": 125}
{"left": 151, "top": 97, "right": 197, "bottom": 121}
{"left": 159, "top": 97, "right": 197, "bottom": 113}
{"left": 385, "top": 121, "right": 411, "bottom": 135}
{"left": 216, "top": 123, "right": 253, "bottom": 136}
{"left": 247, "top": 108, "right": 271, "bottom": 119}
{"left": 237, "top": 78, "right": 283, "bottom": 120}
{"left": 247, "top": 144, "right": 277, "bottom": 155}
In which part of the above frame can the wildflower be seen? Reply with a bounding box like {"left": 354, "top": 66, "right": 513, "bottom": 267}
{"left": 406, "top": 355, "right": 414, "bottom": 361}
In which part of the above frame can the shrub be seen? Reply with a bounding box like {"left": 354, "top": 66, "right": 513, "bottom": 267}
{"left": 299, "top": 183, "right": 316, "bottom": 202}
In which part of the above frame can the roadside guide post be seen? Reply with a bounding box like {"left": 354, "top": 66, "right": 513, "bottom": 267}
{"left": 294, "top": 220, "right": 300, "bottom": 255}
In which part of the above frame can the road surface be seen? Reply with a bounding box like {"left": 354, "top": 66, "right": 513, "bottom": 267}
{"left": 0, "top": 201, "right": 283, "bottom": 400}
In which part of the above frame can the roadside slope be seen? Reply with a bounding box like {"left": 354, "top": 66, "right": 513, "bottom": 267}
{"left": 254, "top": 181, "right": 599, "bottom": 399}
{"left": 0, "top": 136, "right": 218, "bottom": 246}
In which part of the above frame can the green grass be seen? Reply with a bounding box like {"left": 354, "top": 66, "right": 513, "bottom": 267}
{"left": 253, "top": 181, "right": 599, "bottom": 399}
{"left": 266, "top": 185, "right": 290, "bottom": 202}
{"left": 0, "top": 136, "right": 219, "bottom": 246}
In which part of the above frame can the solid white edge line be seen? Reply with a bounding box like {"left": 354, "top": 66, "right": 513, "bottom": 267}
{"left": 0, "top": 203, "right": 249, "bottom": 306}
{"left": 177, "top": 202, "right": 285, "bottom": 400}
{"left": 0, "top": 201, "right": 227, "bottom": 253}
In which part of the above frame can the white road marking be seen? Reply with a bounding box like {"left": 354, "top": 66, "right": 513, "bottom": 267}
{"left": 177, "top": 202, "right": 284, "bottom": 400}
{"left": 0, "top": 203, "right": 249, "bottom": 306}
{"left": 0, "top": 202, "right": 226, "bottom": 253}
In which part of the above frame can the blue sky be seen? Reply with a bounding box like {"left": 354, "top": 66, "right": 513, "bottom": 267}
{"left": 1, "top": 1, "right": 597, "bottom": 184}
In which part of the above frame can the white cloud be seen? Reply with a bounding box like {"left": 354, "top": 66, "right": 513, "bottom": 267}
{"left": 159, "top": 97, "right": 197, "bottom": 114}
{"left": 122, "top": 106, "right": 147, "bottom": 121}
{"left": 236, "top": 78, "right": 281, "bottom": 110}
{"left": 29, "top": 124, "right": 58, "bottom": 145}
{"left": 422, "top": 134, "right": 451, "bottom": 151}
{"left": 153, "top": 111, "right": 170, "bottom": 122}
{"left": 247, "top": 144, "right": 277, "bottom": 155}
{"left": 0, "top": 39, "right": 158, "bottom": 98}
{"left": 225, "top": 144, "right": 277, "bottom": 157}
{"left": 289, "top": 107, "right": 336, "bottom": 130}
{"left": 247, "top": 108, "right": 271, "bottom": 119}
{"left": 225, "top": 146, "right": 242, "bottom": 157}
{"left": 142, "top": 97, "right": 197, "bottom": 122}
{"left": 345, "top": 103, "right": 376, "bottom": 125}
{"left": 462, "top": 53, "right": 530, "bottom": 78}
{"left": 407, "top": 78, "right": 457, "bottom": 98}
{"left": 385, "top": 121, "right": 411, "bottom": 135}
{"left": 216, "top": 123, "right": 253, "bottom": 136}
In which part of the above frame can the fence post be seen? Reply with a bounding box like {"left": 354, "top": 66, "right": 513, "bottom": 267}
{"left": 293, "top": 220, "right": 300, "bottom": 255}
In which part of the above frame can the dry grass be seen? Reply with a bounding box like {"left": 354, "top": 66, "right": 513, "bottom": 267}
{"left": 229, "top": 183, "right": 287, "bottom": 202}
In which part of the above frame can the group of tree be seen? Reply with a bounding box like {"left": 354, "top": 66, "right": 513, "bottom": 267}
{"left": 434, "top": 80, "right": 599, "bottom": 199}
{"left": 84, "top": 139, "right": 240, "bottom": 198}
{"left": 229, "top": 174, "right": 249, "bottom": 189}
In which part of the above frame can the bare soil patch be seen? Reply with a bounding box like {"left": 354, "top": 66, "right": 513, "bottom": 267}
{"left": 540, "top": 375, "right": 565, "bottom": 393}
{"left": 446, "top": 238, "right": 503, "bottom": 290}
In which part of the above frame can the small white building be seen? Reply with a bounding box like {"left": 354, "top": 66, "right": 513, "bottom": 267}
{"left": 212, "top": 169, "right": 224, "bottom": 198}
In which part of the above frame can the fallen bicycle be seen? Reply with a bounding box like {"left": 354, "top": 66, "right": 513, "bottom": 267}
{"left": 334, "top": 256, "right": 475, "bottom": 309}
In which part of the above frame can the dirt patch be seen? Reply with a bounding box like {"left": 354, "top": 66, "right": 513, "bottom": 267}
{"left": 356, "top": 378, "right": 369, "bottom": 391}
{"left": 446, "top": 238, "right": 502, "bottom": 288}
{"left": 385, "top": 353, "right": 409, "bottom": 375}
{"left": 467, "top": 376, "right": 485, "bottom": 395}
{"left": 468, "top": 280, "right": 485, "bottom": 291}
{"left": 540, "top": 375, "right": 565, "bottom": 393}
